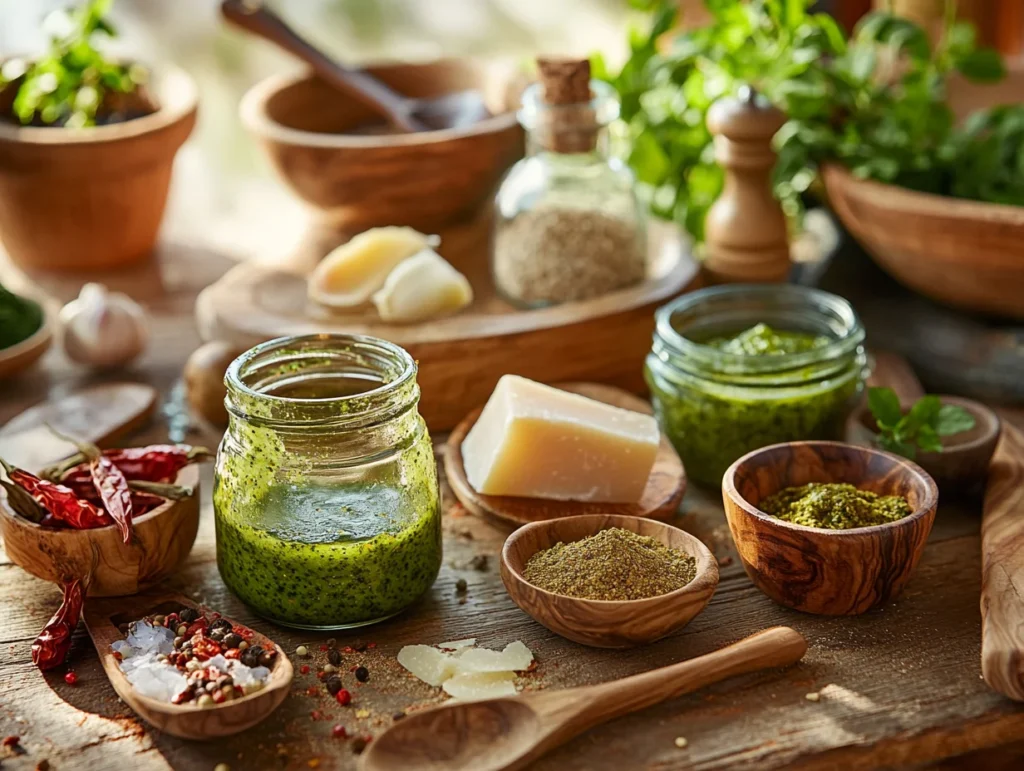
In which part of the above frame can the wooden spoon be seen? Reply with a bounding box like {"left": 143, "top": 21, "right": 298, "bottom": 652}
{"left": 221, "top": 0, "right": 490, "bottom": 132}
{"left": 84, "top": 592, "right": 293, "bottom": 739}
{"left": 359, "top": 626, "right": 806, "bottom": 771}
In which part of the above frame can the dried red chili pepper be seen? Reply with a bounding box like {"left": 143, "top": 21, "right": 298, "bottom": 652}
{"left": 32, "top": 579, "right": 85, "bottom": 671}
{"left": 2, "top": 461, "right": 110, "bottom": 529}
{"left": 45, "top": 445, "right": 212, "bottom": 486}
{"left": 47, "top": 428, "right": 133, "bottom": 544}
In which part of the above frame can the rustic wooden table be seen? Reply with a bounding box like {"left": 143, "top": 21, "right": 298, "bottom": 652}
{"left": 2, "top": 225, "right": 1024, "bottom": 771}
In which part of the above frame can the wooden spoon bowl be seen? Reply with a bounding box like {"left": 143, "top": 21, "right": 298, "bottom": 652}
{"left": 500, "top": 514, "right": 718, "bottom": 648}
{"left": 0, "top": 465, "right": 199, "bottom": 596}
{"left": 846, "top": 395, "right": 1001, "bottom": 492}
{"left": 84, "top": 591, "right": 293, "bottom": 739}
{"left": 723, "top": 441, "right": 938, "bottom": 616}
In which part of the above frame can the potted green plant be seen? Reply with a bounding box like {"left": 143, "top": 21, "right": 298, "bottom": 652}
{"left": 0, "top": 0, "right": 197, "bottom": 271}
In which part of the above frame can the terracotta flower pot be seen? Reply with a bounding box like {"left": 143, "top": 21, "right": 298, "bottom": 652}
{"left": 0, "top": 66, "right": 197, "bottom": 272}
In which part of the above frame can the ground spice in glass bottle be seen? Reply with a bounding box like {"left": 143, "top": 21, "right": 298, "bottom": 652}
{"left": 523, "top": 527, "right": 697, "bottom": 601}
{"left": 760, "top": 482, "right": 911, "bottom": 529}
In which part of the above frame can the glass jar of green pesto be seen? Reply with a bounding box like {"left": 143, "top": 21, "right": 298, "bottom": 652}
{"left": 645, "top": 285, "right": 868, "bottom": 487}
{"left": 214, "top": 334, "right": 441, "bottom": 630}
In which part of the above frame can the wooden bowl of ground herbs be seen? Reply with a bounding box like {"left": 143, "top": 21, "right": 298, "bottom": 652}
{"left": 723, "top": 441, "right": 938, "bottom": 616}
{"left": 500, "top": 515, "right": 718, "bottom": 648}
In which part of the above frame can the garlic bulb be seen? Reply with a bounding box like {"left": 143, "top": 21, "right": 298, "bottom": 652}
{"left": 60, "top": 283, "right": 148, "bottom": 369}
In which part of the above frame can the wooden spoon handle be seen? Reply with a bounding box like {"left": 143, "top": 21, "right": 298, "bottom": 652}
{"left": 566, "top": 627, "right": 806, "bottom": 725}
{"left": 981, "top": 423, "right": 1024, "bottom": 701}
{"left": 220, "top": 0, "right": 422, "bottom": 132}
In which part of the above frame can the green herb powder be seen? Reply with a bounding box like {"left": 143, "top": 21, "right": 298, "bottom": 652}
{"left": 761, "top": 482, "right": 912, "bottom": 530}
{"left": 523, "top": 527, "right": 697, "bottom": 601}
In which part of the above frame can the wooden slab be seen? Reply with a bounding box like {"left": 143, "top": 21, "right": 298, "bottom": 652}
{"left": 0, "top": 382, "right": 157, "bottom": 471}
{"left": 444, "top": 383, "right": 685, "bottom": 527}
{"left": 83, "top": 591, "right": 292, "bottom": 739}
{"left": 195, "top": 219, "right": 700, "bottom": 431}
{"left": 981, "top": 423, "right": 1024, "bottom": 701}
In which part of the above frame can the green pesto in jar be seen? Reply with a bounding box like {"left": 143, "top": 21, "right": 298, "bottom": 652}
{"left": 707, "top": 323, "right": 830, "bottom": 356}
{"left": 646, "top": 323, "right": 865, "bottom": 487}
{"left": 760, "top": 482, "right": 911, "bottom": 529}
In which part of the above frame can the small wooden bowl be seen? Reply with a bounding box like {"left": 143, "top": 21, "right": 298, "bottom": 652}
{"left": 0, "top": 465, "right": 199, "bottom": 597}
{"left": 723, "top": 441, "right": 938, "bottom": 616}
{"left": 0, "top": 314, "right": 51, "bottom": 380}
{"left": 500, "top": 514, "right": 719, "bottom": 648}
{"left": 846, "top": 395, "right": 1001, "bottom": 492}
{"left": 84, "top": 592, "right": 292, "bottom": 739}
{"left": 241, "top": 59, "right": 523, "bottom": 235}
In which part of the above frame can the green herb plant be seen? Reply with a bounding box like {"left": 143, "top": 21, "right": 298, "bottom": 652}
{"left": 867, "top": 386, "right": 976, "bottom": 459}
{"left": 601, "top": 0, "right": 1019, "bottom": 243}
{"left": 0, "top": 0, "right": 146, "bottom": 128}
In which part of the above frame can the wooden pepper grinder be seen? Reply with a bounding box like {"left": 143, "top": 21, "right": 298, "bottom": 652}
{"left": 703, "top": 86, "right": 790, "bottom": 285}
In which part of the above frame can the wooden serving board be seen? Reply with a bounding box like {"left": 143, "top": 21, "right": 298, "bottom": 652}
{"left": 195, "top": 217, "right": 699, "bottom": 431}
{"left": 445, "top": 382, "right": 685, "bottom": 528}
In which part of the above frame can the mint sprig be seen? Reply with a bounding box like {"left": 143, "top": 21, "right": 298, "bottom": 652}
{"left": 868, "top": 387, "right": 976, "bottom": 459}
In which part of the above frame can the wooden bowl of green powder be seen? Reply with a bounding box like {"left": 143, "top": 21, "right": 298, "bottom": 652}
{"left": 723, "top": 441, "right": 938, "bottom": 616}
{"left": 500, "top": 515, "right": 719, "bottom": 648}
{"left": 0, "top": 284, "right": 49, "bottom": 380}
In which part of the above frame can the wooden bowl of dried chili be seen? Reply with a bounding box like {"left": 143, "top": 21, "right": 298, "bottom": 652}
{"left": 0, "top": 443, "right": 206, "bottom": 597}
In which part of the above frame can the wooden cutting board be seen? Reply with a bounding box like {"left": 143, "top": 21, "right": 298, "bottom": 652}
{"left": 194, "top": 217, "right": 700, "bottom": 431}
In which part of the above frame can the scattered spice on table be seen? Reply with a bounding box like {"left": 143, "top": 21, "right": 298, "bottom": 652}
{"left": 760, "top": 483, "right": 911, "bottom": 530}
{"left": 674, "top": 736, "right": 688, "bottom": 749}
{"left": 523, "top": 527, "right": 697, "bottom": 601}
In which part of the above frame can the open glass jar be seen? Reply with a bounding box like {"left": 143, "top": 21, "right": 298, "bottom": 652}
{"left": 645, "top": 285, "right": 868, "bottom": 487}
{"left": 214, "top": 334, "right": 441, "bottom": 630}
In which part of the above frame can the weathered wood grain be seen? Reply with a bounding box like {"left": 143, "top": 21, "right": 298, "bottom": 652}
{"left": 723, "top": 441, "right": 938, "bottom": 615}
{"left": 500, "top": 514, "right": 718, "bottom": 648}
{"left": 84, "top": 591, "right": 292, "bottom": 739}
{"left": 445, "top": 383, "right": 686, "bottom": 527}
{"left": 981, "top": 423, "right": 1024, "bottom": 701}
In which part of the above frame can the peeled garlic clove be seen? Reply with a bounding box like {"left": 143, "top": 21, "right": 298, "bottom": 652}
{"left": 372, "top": 248, "right": 473, "bottom": 323}
{"left": 60, "top": 282, "right": 148, "bottom": 369}
{"left": 308, "top": 226, "right": 440, "bottom": 308}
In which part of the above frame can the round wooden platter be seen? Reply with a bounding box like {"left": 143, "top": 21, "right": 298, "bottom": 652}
{"left": 443, "top": 382, "right": 686, "bottom": 528}
{"left": 195, "top": 216, "right": 699, "bottom": 431}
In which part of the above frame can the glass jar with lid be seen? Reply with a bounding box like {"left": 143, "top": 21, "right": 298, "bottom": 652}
{"left": 645, "top": 285, "right": 869, "bottom": 487}
{"left": 214, "top": 333, "right": 441, "bottom": 630}
{"left": 493, "top": 57, "right": 646, "bottom": 307}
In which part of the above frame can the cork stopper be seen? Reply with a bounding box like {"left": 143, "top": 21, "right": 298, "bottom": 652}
{"left": 533, "top": 56, "right": 597, "bottom": 153}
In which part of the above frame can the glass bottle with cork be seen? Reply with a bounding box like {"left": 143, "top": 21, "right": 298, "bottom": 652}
{"left": 493, "top": 56, "right": 646, "bottom": 307}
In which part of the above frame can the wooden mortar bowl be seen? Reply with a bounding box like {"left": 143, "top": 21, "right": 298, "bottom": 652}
{"left": 823, "top": 162, "right": 1024, "bottom": 320}
{"left": 846, "top": 395, "right": 1001, "bottom": 492}
{"left": 500, "top": 514, "right": 719, "bottom": 648}
{"left": 0, "top": 65, "right": 197, "bottom": 271}
{"left": 0, "top": 311, "right": 51, "bottom": 380}
{"left": 241, "top": 59, "right": 523, "bottom": 235}
{"left": 0, "top": 465, "right": 199, "bottom": 596}
{"left": 723, "top": 441, "right": 938, "bottom": 616}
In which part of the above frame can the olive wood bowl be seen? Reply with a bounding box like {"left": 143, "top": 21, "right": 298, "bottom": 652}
{"left": 84, "top": 591, "right": 292, "bottom": 739}
{"left": 241, "top": 59, "right": 523, "bottom": 235}
{"left": 723, "top": 441, "right": 938, "bottom": 616}
{"left": 0, "top": 312, "right": 51, "bottom": 380}
{"left": 500, "top": 514, "right": 719, "bottom": 648}
{"left": 0, "top": 465, "right": 199, "bottom": 597}
{"left": 846, "top": 395, "right": 1001, "bottom": 493}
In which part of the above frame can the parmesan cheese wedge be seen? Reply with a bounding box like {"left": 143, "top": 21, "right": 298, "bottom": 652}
{"left": 308, "top": 226, "right": 438, "bottom": 308}
{"left": 372, "top": 248, "right": 473, "bottom": 323}
{"left": 461, "top": 375, "right": 660, "bottom": 503}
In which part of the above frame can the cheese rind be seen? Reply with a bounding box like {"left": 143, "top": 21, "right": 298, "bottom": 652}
{"left": 461, "top": 375, "right": 660, "bottom": 503}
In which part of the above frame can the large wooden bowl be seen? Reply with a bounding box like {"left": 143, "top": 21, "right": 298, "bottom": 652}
{"left": 823, "top": 163, "right": 1024, "bottom": 320}
{"left": 500, "top": 514, "right": 719, "bottom": 648}
{"left": 723, "top": 441, "right": 938, "bottom": 616}
{"left": 240, "top": 59, "right": 523, "bottom": 234}
{"left": 0, "top": 465, "right": 199, "bottom": 596}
